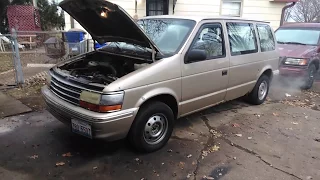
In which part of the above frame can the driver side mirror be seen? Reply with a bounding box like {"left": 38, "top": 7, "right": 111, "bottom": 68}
{"left": 186, "top": 49, "right": 207, "bottom": 63}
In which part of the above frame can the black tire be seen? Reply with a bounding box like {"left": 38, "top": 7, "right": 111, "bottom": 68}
{"left": 302, "top": 64, "right": 316, "bottom": 90}
{"left": 246, "top": 75, "right": 270, "bottom": 105}
{"left": 128, "top": 101, "right": 174, "bottom": 153}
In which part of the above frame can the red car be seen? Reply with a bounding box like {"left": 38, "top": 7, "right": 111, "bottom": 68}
{"left": 275, "top": 23, "right": 320, "bottom": 89}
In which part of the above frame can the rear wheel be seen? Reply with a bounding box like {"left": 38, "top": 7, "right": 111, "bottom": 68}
{"left": 302, "top": 64, "right": 316, "bottom": 90}
{"left": 246, "top": 75, "right": 270, "bottom": 105}
{"left": 128, "top": 101, "right": 174, "bottom": 153}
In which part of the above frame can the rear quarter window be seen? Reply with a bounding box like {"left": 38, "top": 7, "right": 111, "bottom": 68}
{"left": 227, "top": 22, "right": 258, "bottom": 56}
{"left": 257, "top": 24, "right": 275, "bottom": 52}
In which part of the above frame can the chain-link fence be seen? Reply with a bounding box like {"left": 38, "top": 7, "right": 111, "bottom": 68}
{"left": 0, "top": 32, "right": 20, "bottom": 89}
{"left": 0, "top": 29, "right": 95, "bottom": 90}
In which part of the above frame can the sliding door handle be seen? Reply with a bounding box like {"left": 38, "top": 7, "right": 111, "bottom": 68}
{"left": 222, "top": 70, "right": 228, "bottom": 76}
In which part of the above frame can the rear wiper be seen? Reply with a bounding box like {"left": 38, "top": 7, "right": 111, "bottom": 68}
{"left": 278, "top": 41, "right": 307, "bottom": 45}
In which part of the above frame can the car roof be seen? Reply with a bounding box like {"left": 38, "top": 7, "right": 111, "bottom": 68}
{"left": 139, "top": 15, "right": 269, "bottom": 24}
{"left": 280, "top": 23, "right": 320, "bottom": 29}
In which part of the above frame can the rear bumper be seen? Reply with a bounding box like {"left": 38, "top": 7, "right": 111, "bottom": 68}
{"left": 279, "top": 66, "right": 308, "bottom": 77}
{"left": 41, "top": 86, "right": 138, "bottom": 141}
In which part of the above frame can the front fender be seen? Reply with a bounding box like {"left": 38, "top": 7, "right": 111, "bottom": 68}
{"left": 135, "top": 87, "right": 179, "bottom": 108}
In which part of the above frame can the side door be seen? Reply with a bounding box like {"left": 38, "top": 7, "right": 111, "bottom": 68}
{"left": 180, "top": 21, "right": 229, "bottom": 116}
{"left": 225, "top": 21, "right": 261, "bottom": 101}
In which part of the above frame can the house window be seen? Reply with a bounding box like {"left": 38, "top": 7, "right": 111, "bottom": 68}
{"left": 221, "top": 0, "right": 242, "bottom": 17}
{"left": 146, "top": 0, "right": 169, "bottom": 16}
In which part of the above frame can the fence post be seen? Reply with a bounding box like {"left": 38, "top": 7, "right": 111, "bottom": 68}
{"left": 11, "top": 28, "right": 24, "bottom": 85}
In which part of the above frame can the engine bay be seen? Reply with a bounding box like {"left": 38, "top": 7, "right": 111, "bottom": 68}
{"left": 57, "top": 51, "right": 150, "bottom": 85}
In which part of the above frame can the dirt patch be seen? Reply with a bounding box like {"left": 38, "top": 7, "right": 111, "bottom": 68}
{"left": 4, "top": 81, "right": 46, "bottom": 111}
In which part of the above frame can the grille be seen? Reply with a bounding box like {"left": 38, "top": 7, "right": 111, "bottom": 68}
{"left": 49, "top": 70, "right": 105, "bottom": 106}
{"left": 50, "top": 75, "right": 82, "bottom": 106}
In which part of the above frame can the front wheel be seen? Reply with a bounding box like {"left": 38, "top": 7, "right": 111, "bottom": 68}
{"left": 302, "top": 64, "right": 316, "bottom": 90}
{"left": 246, "top": 75, "right": 270, "bottom": 105}
{"left": 128, "top": 101, "right": 174, "bottom": 153}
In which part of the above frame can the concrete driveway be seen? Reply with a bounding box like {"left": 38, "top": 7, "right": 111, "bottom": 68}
{"left": 0, "top": 83, "right": 320, "bottom": 180}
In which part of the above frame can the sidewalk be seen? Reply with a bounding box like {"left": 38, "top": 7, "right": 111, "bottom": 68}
{"left": 0, "top": 92, "right": 31, "bottom": 118}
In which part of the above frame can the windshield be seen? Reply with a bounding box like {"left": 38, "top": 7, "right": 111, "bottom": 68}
{"left": 137, "top": 18, "right": 196, "bottom": 54}
{"left": 275, "top": 28, "right": 320, "bottom": 46}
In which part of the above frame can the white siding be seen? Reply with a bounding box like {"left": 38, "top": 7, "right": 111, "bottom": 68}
{"left": 63, "top": 0, "right": 287, "bottom": 34}
{"left": 241, "top": 0, "right": 286, "bottom": 29}
{"left": 173, "top": 0, "right": 220, "bottom": 16}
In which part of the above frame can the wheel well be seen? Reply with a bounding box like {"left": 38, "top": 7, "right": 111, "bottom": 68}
{"left": 262, "top": 69, "right": 273, "bottom": 80}
{"left": 141, "top": 94, "right": 178, "bottom": 119}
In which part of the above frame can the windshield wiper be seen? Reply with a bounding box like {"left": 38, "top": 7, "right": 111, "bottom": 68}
{"left": 277, "top": 41, "right": 307, "bottom": 45}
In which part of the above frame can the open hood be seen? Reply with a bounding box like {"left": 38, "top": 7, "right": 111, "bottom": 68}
{"left": 59, "top": 0, "right": 161, "bottom": 53}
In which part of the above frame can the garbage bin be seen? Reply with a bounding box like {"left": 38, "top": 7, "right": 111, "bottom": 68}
{"left": 64, "top": 29, "right": 86, "bottom": 56}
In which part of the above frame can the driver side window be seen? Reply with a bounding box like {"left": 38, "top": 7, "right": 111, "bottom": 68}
{"left": 190, "top": 23, "right": 225, "bottom": 60}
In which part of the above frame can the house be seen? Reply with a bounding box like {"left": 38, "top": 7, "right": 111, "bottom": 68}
{"left": 63, "top": 0, "right": 298, "bottom": 36}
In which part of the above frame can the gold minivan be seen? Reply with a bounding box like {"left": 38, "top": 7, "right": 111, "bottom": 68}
{"left": 42, "top": 0, "right": 279, "bottom": 152}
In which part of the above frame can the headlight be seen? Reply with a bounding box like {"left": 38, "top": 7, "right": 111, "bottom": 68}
{"left": 79, "top": 91, "right": 124, "bottom": 112}
{"left": 284, "top": 58, "right": 308, "bottom": 66}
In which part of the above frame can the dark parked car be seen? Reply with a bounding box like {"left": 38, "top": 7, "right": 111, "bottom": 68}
{"left": 275, "top": 23, "right": 320, "bottom": 89}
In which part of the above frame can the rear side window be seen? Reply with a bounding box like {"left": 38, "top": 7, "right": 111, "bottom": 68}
{"left": 257, "top": 24, "right": 275, "bottom": 52}
{"left": 227, "top": 22, "right": 258, "bottom": 56}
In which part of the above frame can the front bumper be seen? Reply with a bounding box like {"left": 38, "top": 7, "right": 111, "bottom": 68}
{"left": 279, "top": 66, "right": 308, "bottom": 77}
{"left": 41, "top": 86, "right": 138, "bottom": 141}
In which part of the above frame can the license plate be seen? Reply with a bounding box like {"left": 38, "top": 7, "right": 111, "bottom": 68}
{"left": 71, "top": 119, "right": 92, "bottom": 138}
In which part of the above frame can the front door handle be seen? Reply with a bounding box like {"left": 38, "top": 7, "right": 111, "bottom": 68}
{"left": 222, "top": 70, "right": 228, "bottom": 76}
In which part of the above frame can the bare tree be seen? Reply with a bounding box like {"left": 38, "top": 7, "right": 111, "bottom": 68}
{"left": 291, "top": 0, "right": 320, "bottom": 23}
{"left": 284, "top": 7, "right": 292, "bottom": 22}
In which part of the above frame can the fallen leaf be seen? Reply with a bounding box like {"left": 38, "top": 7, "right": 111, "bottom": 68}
{"left": 187, "top": 154, "right": 192, "bottom": 158}
{"left": 292, "top": 122, "right": 298, "bottom": 125}
{"left": 62, "top": 152, "right": 72, "bottom": 157}
{"left": 272, "top": 113, "right": 278, "bottom": 117}
{"left": 247, "top": 137, "right": 253, "bottom": 140}
{"left": 305, "top": 116, "right": 308, "bottom": 119}
{"left": 210, "top": 145, "right": 220, "bottom": 152}
{"left": 55, "top": 162, "right": 65, "bottom": 166}
{"left": 233, "top": 157, "right": 237, "bottom": 160}
{"left": 167, "top": 149, "right": 172, "bottom": 152}
{"left": 235, "top": 134, "right": 242, "bottom": 137}
{"left": 285, "top": 93, "right": 292, "bottom": 97}
{"left": 192, "top": 161, "right": 196, "bottom": 165}
{"left": 187, "top": 173, "right": 192, "bottom": 179}
{"left": 93, "top": 166, "right": 98, "bottom": 170}
{"left": 205, "top": 176, "right": 215, "bottom": 180}
{"left": 29, "top": 155, "right": 38, "bottom": 159}
{"left": 232, "top": 123, "right": 240, "bottom": 127}
{"left": 179, "top": 162, "right": 185, "bottom": 169}
{"left": 135, "top": 158, "right": 140, "bottom": 162}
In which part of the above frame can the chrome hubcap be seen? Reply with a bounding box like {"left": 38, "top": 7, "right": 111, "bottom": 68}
{"left": 258, "top": 81, "right": 268, "bottom": 100}
{"left": 143, "top": 114, "right": 168, "bottom": 145}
